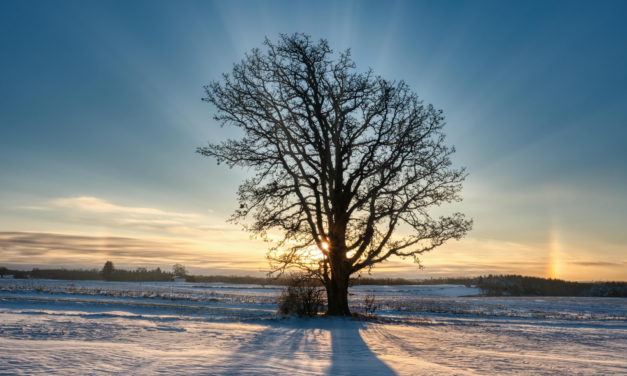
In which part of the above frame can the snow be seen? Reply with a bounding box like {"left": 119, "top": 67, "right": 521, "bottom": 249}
{"left": 1, "top": 279, "right": 626, "bottom": 375}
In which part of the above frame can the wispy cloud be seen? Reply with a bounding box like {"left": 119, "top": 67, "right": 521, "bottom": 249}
{"left": 0, "top": 231, "right": 196, "bottom": 258}
{"left": 18, "top": 206, "right": 49, "bottom": 211}
{"left": 19, "top": 197, "right": 235, "bottom": 238}
{"left": 0, "top": 231, "right": 266, "bottom": 273}
{"left": 50, "top": 197, "right": 198, "bottom": 218}
{"left": 569, "top": 261, "right": 626, "bottom": 267}
{"left": 0, "top": 230, "right": 524, "bottom": 277}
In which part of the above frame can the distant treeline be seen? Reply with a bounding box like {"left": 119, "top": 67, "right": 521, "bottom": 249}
{"left": 474, "top": 274, "right": 627, "bottom": 297}
{"left": 31, "top": 268, "right": 102, "bottom": 280}
{"left": 1, "top": 266, "right": 625, "bottom": 297}
{"left": 103, "top": 268, "right": 173, "bottom": 282}
{"left": 0, "top": 268, "right": 471, "bottom": 286}
{"left": 186, "top": 275, "right": 475, "bottom": 286}
{"left": 0, "top": 266, "right": 173, "bottom": 282}
{"left": 0, "top": 267, "right": 32, "bottom": 279}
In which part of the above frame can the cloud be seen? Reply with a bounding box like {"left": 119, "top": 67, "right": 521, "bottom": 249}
{"left": 0, "top": 231, "right": 195, "bottom": 258}
{"left": 19, "top": 197, "right": 238, "bottom": 239}
{"left": 0, "top": 231, "right": 267, "bottom": 274}
{"left": 50, "top": 197, "right": 198, "bottom": 218}
{"left": 1, "top": 231, "right": 528, "bottom": 277}
{"left": 569, "top": 261, "right": 626, "bottom": 267}
{"left": 370, "top": 258, "right": 549, "bottom": 278}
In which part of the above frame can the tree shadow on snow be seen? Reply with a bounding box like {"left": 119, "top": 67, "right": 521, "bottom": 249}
{"left": 221, "top": 319, "right": 397, "bottom": 375}
{"left": 326, "top": 321, "right": 397, "bottom": 376}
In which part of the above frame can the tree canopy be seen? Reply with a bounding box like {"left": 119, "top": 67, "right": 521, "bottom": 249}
{"left": 100, "top": 261, "right": 115, "bottom": 280}
{"left": 199, "top": 33, "right": 472, "bottom": 315}
{"left": 172, "top": 263, "right": 188, "bottom": 276}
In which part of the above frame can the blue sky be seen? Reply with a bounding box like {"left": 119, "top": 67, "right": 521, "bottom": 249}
{"left": 1, "top": 0, "right": 626, "bottom": 279}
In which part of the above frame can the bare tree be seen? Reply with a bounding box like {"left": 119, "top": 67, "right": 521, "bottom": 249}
{"left": 198, "top": 33, "right": 472, "bottom": 316}
{"left": 172, "top": 263, "right": 188, "bottom": 276}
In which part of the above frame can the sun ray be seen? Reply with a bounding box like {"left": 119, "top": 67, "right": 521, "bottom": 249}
{"left": 548, "top": 218, "right": 561, "bottom": 279}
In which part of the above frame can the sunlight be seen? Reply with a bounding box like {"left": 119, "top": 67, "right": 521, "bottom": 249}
{"left": 548, "top": 222, "right": 562, "bottom": 279}
{"left": 306, "top": 242, "right": 329, "bottom": 260}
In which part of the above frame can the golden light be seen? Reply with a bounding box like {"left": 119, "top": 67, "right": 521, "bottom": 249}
{"left": 547, "top": 216, "right": 563, "bottom": 279}
{"left": 321, "top": 242, "right": 329, "bottom": 250}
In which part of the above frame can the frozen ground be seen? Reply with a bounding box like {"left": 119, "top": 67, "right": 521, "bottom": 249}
{"left": 1, "top": 279, "right": 626, "bottom": 375}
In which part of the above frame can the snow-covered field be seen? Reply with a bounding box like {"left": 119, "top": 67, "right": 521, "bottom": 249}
{"left": 1, "top": 279, "right": 626, "bottom": 375}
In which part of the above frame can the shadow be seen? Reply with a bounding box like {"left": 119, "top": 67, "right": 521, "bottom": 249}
{"left": 212, "top": 319, "right": 397, "bottom": 375}
{"left": 326, "top": 321, "right": 397, "bottom": 376}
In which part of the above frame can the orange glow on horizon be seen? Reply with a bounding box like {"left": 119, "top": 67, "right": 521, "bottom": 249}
{"left": 548, "top": 221, "right": 562, "bottom": 279}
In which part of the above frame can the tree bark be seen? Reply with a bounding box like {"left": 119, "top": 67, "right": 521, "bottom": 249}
{"left": 325, "top": 263, "right": 351, "bottom": 316}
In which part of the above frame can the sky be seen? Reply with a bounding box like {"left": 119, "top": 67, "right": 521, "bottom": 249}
{"left": 1, "top": 0, "right": 626, "bottom": 280}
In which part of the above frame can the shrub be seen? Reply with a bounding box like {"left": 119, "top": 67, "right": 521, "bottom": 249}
{"left": 361, "top": 294, "right": 377, "bottom": 317}
{"left": 277, "top": 273, "right": 324, "bottom": 317}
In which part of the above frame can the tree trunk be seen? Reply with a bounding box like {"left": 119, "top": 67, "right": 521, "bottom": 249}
{"left": 325, "top": 268, "right": 351, "bottom": 316}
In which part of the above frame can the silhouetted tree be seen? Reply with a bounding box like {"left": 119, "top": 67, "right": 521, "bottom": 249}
{"left": 172, "top": 263, "right": 188, "bottom": 276}
{"left": 198, "top": 33, "right": 472, "bottom": 316}
{"left": 100, "top": 261, "right": 115, "bottom": 281}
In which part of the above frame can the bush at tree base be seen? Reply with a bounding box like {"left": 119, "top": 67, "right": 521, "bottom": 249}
{"left": 277, "top": 274, "right": 324, "bottom": 317}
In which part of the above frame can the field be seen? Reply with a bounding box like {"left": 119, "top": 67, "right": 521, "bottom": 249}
{"left": 1, "top": 279, "right": 626, "bottom": 375}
